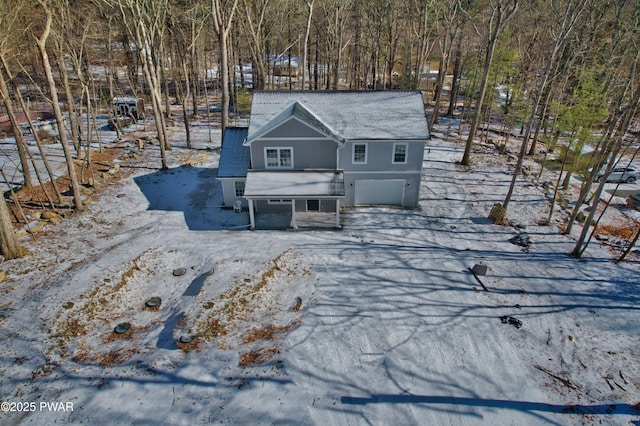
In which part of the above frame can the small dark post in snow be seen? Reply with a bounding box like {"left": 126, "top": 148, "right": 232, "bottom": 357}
{"left": 468, "top": 267, "right": 489, "bottom": 291}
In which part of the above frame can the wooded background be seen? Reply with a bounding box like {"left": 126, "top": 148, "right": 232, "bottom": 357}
{"left": 0, "top": 0, "right": 639, "bottom": 260}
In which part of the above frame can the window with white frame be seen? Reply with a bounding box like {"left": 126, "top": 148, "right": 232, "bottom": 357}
{"left": 234, "top": 181, "right": 245, "bottom": 197}
{"left": 268, "top": 199, "right": 292, "bottom": 204}
{"left": 353, "top": 143, "right": 367, "bottom": 164}
{"left": 393, "top": 143, "right": 408, "bottom": 164}
{"left": 265, "top": 148, "right": 293, "bottom": 168}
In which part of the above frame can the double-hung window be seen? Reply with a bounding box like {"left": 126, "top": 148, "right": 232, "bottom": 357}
{"left": 353, "top": 143, "right": 367, "bottom": 164}
{"left": 234, "top": 181, "right": 245, "bottom": 197}
{"left": 265, "top": 148, "right": 293, "bottom": 168}
{"left": 393, "top": 143, "right": 408, "bottom": 164}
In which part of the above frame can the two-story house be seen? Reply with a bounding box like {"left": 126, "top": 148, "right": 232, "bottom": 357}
{"left": 217, "top": 91, "right": 430, "bottom": 229}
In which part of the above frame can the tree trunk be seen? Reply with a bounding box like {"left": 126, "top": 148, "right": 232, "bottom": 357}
{"left": 461, "top": 36, "right": 498, "bottom": 166}
{"left": 56, "top": 41, "right": 82, "bottom": 156}
{"left": 447, "top": 41, "right": 463, "bottom": 116}
{"left": 36, "top": 2, "right": 84, "bottom": 211}
{"left": 0, "top": 194, "right": 27, "bottom": 260}
{"left": 0, "top": 70, "right": 34, "bottom": 188}
{"left": 301, "top": 0, "right": 314, "bottom": 90}
{"left": 1, "top": 54, "right": 63, "bottom": 203}
{"left": 617, "top": 227, "right": 640, "bottom": 262}
{"left": 501, "top": 0, "right": 581, "bottom": 214}
{"left": 212, "top": 0, "right": 238, "bottom": 139}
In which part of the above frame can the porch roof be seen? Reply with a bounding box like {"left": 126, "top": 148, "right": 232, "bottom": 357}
{"left": 243, "top": 171, "right": 345, "bottom": 198}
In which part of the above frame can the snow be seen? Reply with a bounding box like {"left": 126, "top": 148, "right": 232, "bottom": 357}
{"left": 248, "top": 91, "right": 430, "bottom": 141}
{"left": 0, "top": 117, "right": 638, "bottom": 425}
{"left": 244, "top": 171, "right": 345, "bottom": 197}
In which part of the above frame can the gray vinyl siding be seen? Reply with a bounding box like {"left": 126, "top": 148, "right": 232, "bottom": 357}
{"left": 250, "top": 138, "right": 338, "bottom": 169}
{"left": 338, "top": 140, "right": 424, "bottom": 172}
{"left": 262, "top": 118, "right": 328, "bottom": 139}
{"left": 219, "top": 178, "right": 248, "bottom": 207}
{"left": 342, "top": 171, "right": 421, "bottom": 207}
{"left": 255, "top": 200, "right": 292, "bottom": 212}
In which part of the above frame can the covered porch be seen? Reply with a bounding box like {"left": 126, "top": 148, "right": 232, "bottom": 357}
{"left": 243, "top": 171, "right": 345, "bottom": 230}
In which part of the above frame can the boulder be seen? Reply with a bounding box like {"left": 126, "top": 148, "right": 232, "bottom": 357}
{"left": 41, "top": 211, "right": 58, "bottom": 220}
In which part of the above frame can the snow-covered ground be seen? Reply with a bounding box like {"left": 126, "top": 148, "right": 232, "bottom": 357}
{"left": 0, "top": 119, "right": 638, "bottom": 425}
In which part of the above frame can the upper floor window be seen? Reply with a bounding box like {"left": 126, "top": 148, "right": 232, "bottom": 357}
{"left": 353, "top": 143, "right": 367, "bottom": 164}
{"left": 393, "top": 143, "right": 408, "bottom": 164}
{"left": 265, "top": 147, "right": 293, "bottom": 168}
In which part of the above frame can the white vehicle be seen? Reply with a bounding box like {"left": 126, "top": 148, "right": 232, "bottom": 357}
{"left": 595, "top": 165, "right": 640, "bottom": 183}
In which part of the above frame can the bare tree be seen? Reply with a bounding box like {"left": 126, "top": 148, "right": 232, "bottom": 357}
{"left": 501, "top": 0, "right": 587, "bottom": 216}
{"left": 431, "top": 0, "right": 462, "bottom": 131}
{"left": 212, "top": 0, "right": 239, "bottom": 138}
{"left": 0, "top": 193, "right": 27, "bottom": 260}
{"left": 98, "top": 0, "right": 170, "bottom": 169}
{"left": 240, "top": 0, "right": 269, "bottom": 90}
{"left": 0, "top": 69, "right": 34, "bottom": 188}
{"left": 300, "top": 0, "right": 314, "bottom": 90}
{"left": 460, "top": 0, "right": 520, "bottom": 166}
{"left": 35, "top": 0, "right": 84, "bottom": 211}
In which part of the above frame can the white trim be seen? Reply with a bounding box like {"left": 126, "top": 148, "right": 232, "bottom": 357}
{"left": 392, "top": 143, "right": 408, "bottom": 164}
{"left": 264, "top": 147, "right": 294, "bottom": 169}
{"left": 290, "top": 202, "right": 297, "bottom": 229}
{"left": 352, "top": 143, "right": 368, "bottom": 164}
{"left": 254, "top": 137, "right": 334, "bottom": 141}
{"left": 345, "top": 170, "right": 420, "bottom": 175}
{"left": 248, "top": 199, "right": 255, "bottom": 230}
{"left": 233, "top": 180, "right": 246, "bottom": 197}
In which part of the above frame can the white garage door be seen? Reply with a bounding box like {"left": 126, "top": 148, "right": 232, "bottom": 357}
{"left": 355, "top": 179, "right": 405, "bottom": 205}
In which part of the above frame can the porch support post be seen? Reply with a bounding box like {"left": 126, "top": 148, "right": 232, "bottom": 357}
{"left": 290, "top": 200, "right": 298, "bottom": 229}
{"left": 248, "top": 199, "right": 255, "bottom": 230}
{"left": 335, "top": 198, "right": 341, "bottom": 228}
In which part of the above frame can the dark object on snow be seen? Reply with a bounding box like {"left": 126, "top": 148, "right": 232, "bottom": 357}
{"left": 172, "top": 267, "right": 187, "bottom": 277}
{"left": 500, "top": 316, "right": 523, "bottom": 329}
{"left": 509, "top": 233, "right": 531, "bottom": 251}
{"left": 179, "top": 335, "right": 195, "bottom": 344}
{"left": 292, "top": 296, "right": 302, "bottom": 312}
{"left": 114, "top": 322, "right": 132, "bottom": 334}
{"left": 472, "top": 263, "right": 488, "bottom": 276}
{"left": 468, "top": 267, "right": 489, "bottom": 291}
{"left": 145, "top": 297, "right": 162, "bottom": 308}
{"left": 488, "top": 203, "right": 506, "bottom": 224}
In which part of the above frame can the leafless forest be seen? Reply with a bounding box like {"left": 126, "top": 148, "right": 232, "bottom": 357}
{"left": 1, "top": 0, "right": 639, "bottom": 260}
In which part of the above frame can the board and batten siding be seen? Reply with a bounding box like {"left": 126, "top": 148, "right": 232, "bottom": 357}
{"left": 250, "top": 138, "right": 338, "bottom": 170}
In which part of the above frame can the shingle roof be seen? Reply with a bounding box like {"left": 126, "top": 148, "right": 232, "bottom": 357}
{"left": 248, "top": 91, "right": 430, "bottom": 141}
{"left": 217, "top": 127, "right": 250, "bottom": 177}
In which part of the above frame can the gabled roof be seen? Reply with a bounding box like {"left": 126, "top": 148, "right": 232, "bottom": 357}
{"left": 217, "top": 127, "right": 250, "bottom": 178}
{"left": 247, "top": 91, "right": 430, "bottom": 142}
{"left": 245, "top": 101, "right": 344, "bottom": 145}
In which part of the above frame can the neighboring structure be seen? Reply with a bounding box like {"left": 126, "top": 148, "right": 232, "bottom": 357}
{"left": 217, "top": 90, "right": 430, "bottom": 230}
{"left": 112, "top": 97, "right": 145, "bottom": 120}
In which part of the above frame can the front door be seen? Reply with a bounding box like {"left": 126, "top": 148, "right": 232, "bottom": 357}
{"left": 307, "top": 199, "right": 320, "bottom": 211}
